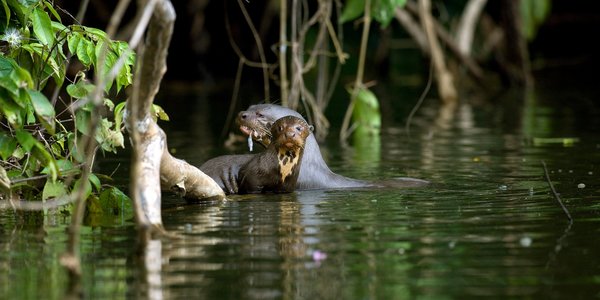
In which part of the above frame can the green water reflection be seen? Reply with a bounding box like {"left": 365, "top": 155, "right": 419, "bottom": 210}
{"left": 2, "top": 72, "right": 600, "bottom": 299}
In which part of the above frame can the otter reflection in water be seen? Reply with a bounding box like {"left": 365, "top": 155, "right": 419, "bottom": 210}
{"left": 200, "top": 116, "right": 312, "bottom": 194}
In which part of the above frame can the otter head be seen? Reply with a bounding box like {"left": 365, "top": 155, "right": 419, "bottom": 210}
{"left": 269, "top": 116, "right": 313, "bottom": 183}
{"left": 237, "top": 104, "right": 306, "bottom": 148}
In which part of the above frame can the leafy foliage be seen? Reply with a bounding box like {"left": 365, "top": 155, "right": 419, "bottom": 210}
{"left": 0, "top": 0, "right": 135, "bottom": 208}
{"left": 521, "top": 0, "right": 551, "bottom": 40}
{"left": 340, "top": 0, "right": 407, "bottom": 27}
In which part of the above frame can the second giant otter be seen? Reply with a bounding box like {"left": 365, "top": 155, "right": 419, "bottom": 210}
{"left": 237, "top": 104, "right": 428, "bottom": 190}
{"left": 200, "top": 116, "right": 312, "bottom": 194}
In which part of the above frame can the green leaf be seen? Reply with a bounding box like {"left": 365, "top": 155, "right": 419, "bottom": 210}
{"left": 55, "top": 159, "right": 79, "bottom": 176}
{"left": 73, "top": 177, "right": 92, "bottom": 201}
{"left": 67, "top": 132, "right": 85, "bottom": 163}
{"left": 83, "top": 26, "right": 107, "bottom": 41}
{"left": 0, "top": 92, "right": 24, "bottom": 127}
{"left": 151, "top": 104, "right": 170, "bottom": 121}
{"left": 0, "top": 56, "right": 14, "bottom": 77}
{"left": 15, "top": 129, "right": 37, "bottom": 152}
{"left": 0, "top": 74, "right": 19, "bottom": 96}
{"left": 66, "top": 81, "right": 95, "bottom": 99}
{"left": 85, "top": 187, "right": 133, "bottom": 226}
{"left": 42, "top": 179, "right": 66, "bottom": 200}
{"left": 373, "top": 0, "right": 406, "bottom": 27}
{"left": 99, "top": 187, "right": 133, "bottom": 215}
{"left": 44, "top": 0, "right": 61, "bottom": 22}
{"left": 67, "top": 31, "right": 81, "bottom": 55}
{"left": 114, "top": 101, "right": 126, "bottom": 131}
{"left": 0, "top": 132, "right": 17, "bottom": 160}
{"left": 101, "top": 50, "right": 118, "bottom": 92}
{"left": 340, "top": 0, "right": 365, "bottom": 23}
{"left": 103, "top": 98, "right": 114, "bottom": 111}
{"left": 89, "top": 173, "right": 101, "bottom": 192}
{"left": 75, "top": 109, "right": 90, "bottom": 135}
{"left": 351, "top": 87, "right": 381, "bottom": 136}
{"left": 5, "top": 0, "right": 26, "bottom": 25}
{"left": 1, "top": 0, "right": 10, "bottom": 29}
{"left": 76, "top": 37, "right": 92, "bottom": 66}
{"left": 31, "top": 7, "right": 54, "bottom": 46}
{"left": 27, "top": 89, "right": 55, "bottom": 134}
{"left": 51, "top": 20, "right": 67, "bottom": 33}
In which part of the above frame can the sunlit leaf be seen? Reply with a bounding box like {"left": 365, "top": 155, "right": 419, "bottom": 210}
{"left": 51, "top": 20, "right": 67, "bottom": 33}
{"left": 28, "top": 89, "right": 55, "bottom": 134}
{"left": 83, "top": 26, "right": 107, "bottom": 41}
{"left": 152, "top": 104, "right": 170, "bottom": 121}
{"left": 44, "top": 0, "right": 61, "bottom": 22}
{"left": 31, "top": 7, "right": 54, "bottom": 46}
{"left": 102, "top": 50, "right": 118, "bottom": 92}
{"left": 67, "top": 31, "right": 81, "bottom": 55}
{"left": 0, "top": 132, "right": 17, "bottom": 160}
{"left": 76, "top": 37, "right": 92, "bottom": 66}
{"left": 103, "top": 98, "right": 114, "bottom": 111}
{"left": 114, "top": 101, "right": 126, "bottom": 132}
{"left": 42, "top": 179, "right": 66, "bottom": 200}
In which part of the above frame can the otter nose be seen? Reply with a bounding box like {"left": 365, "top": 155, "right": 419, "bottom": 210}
{"left": 239, "top": 111, "right": 248, "bottom": 120}
{"left": 286, "top": 131, "right": 296, "bottom": 138}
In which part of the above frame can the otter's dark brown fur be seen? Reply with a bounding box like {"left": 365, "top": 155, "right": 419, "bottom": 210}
{"left": 200, "top": 116, "right": 312, "bottom": 194}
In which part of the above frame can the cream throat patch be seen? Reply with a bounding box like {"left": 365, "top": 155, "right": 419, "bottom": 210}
{"left": 278, "top": 148, "right": 301, "bottom": 182}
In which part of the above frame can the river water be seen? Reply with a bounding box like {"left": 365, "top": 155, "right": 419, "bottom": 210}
{"left": 1, "top": 67, "right": 600, "bottom": 299}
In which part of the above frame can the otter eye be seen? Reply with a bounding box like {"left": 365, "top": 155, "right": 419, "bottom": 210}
{"left": 257, "top": 112, "right": 264, "bottom": 118}
{"left": 279, "top": 125, "right": 283, "bottom": 131}
{"left": 296, "top": 126, "right": 303, "bottom": 132}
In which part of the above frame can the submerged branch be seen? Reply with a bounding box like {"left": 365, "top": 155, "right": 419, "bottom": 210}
{"left": 541, "top": 161, "right": 573, "bottom": 223}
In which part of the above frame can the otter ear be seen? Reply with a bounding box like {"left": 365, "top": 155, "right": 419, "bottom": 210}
{"left": 308, "top": 125, "right": 314, "bottom": 132}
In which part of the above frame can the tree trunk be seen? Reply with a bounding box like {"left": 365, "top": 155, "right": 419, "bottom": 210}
{"left": 127, "top": 0, "right": 224, "bottom": 229}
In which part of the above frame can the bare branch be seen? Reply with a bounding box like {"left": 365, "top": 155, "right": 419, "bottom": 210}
{"left": 456, "top": 0, "right": 488, "bottom": 55}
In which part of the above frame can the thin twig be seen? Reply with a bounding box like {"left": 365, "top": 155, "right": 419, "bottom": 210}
{"left": 220, "top": 58, "right": 245, "bottom": 140}
{"left": 340, "top": 0, "right": 371, "bottom": 142}
{"left": 541, "top": 160, "right": 573, "bottom": 222}
{"left": 237, "top": 0, "right": 270, "bottom": 100}
{"left": 279, "top": 0, "right": 289, "bottom": 105}
{"left": 0, "top": 195, "right": 77, "bottom": 210}
{"left": 405, "top": 59, "right": 434, "bottom": 137}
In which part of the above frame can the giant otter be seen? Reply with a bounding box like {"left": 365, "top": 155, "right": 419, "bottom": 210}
{"left": 200, "top": 116, "right": 312, "bottom": 194}
{"left": 237, "top": 104, "right": 428, "bottom": 190}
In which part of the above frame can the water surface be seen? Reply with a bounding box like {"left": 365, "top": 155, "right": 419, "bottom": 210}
{"left": 1, "top": 71, "right": 600, "bottom": 299}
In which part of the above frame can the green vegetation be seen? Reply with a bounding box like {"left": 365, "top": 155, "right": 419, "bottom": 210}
{"left": 0, "top": 0, "right": 133, "bottom": 216}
